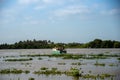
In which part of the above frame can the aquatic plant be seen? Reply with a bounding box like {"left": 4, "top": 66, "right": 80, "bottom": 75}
{"left": 51, "top": 68, "right": 58, "bottom": 71}
{"left": 4, "top": 58, "right": 33, "bottom": 61}
{"left": 58, "top": 62, "right": 66, "bottom": 65}
{"left": 94, "top": 61, "right": 105, "bottom": 66}
{"left": 34, "top": 68, "right": 62, "bottom": 75}
{"left": 21, "top": 63, "right": 31, "bottom": 65}
{"left": 0, "top": 68, "right": 30, "bottom": 74}
{"left": 65, "top": 68, "right": 80, "bottom": 76}
{"left": 0, "top": 69, "right": 22, "bottom": 74}
{"left": 117, "top": 57, "right": 120, "bottom": 60}
{"left": 40, "top": 67, "right": 48, "bottom": 70}
{"left": 109, "top": 63, "right": 118, "bottom": 67}
{"left": 99, "top": 74, "right": 114, "bottom": 79}
{"left": 24, "top": 70, "right": 30, "bottom": 74}
{"left": 34, "top": 67, "right": 82, "bottom": 77}
{"left": 82, "top": 73, "right": 114, "bottom": 79}
{"left": 20, "top": 54, "right": 85, "bottom": 60}
{"left": 71, "top": 62, "right": 81, "bottom": 65}
{"left": 19, "top": 53, "right": 120, "bottom": 60}
{"left": 82, "top": 74, "right": 97, "bottom": 79}
{"left": 38, "top": 57, "right": 42, "bottom": 60}
{"left": 28, "top": 77, "right": 35, "bottom": 80}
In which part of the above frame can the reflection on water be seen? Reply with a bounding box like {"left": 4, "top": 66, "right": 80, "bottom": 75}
{"left": 0, "top": 49, "right": 120, "bottom": 80}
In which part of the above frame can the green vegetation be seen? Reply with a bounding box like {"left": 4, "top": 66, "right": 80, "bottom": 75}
{"left": 20, "top": 53, "right": 120, "bottom": 60}
{"left": 34, "top": 67, "right": 81, "bottom": 76}
{"left": 0, "top": 39, "right": 120, "bottom": 49}
{"left": 0, "top": 68, "right": 30, "bottom": 74}
{"left": 24, "top": 70, "right": 30, "bottom": 74}
{"left": 66, "top": 68, "right": 80, "bottom": 76}
{"left": 109, "top": 63, "right": 118, "bottom": 67}
{"left": 28, "top": 77, "right": 35, "bottom": 80}
{"left": 33, "top": 67, "right": 114, "bottom": 79}
{"left": 4, "top": 58, "right": 33, "bottom": 61}
{"left": 58, "top": 62, "right": 66, "bottom": 65}
{"left": 117, "top": 58, "right": 120, "bottom": 60}
{"left": 21, "top": 63, "right": 31, "bottom": 65}
{"left": 38, "top": 57, "right": 42, "bottom": 60}
{"left": 82, "top": 74, "right": 114, "bottom": 79}
{"left": 34, "top": 67, "right": 62, "bottom": 75}
{"left": 94, "top": 61, "right": 105, "bottom": 66}
{"left": 40, "top": 67, "right": 48, "bottom": 70}
{"left": 71, "top": 62, "right": 81, "bottom": 65}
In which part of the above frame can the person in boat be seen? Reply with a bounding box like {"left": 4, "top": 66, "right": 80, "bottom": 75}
{"left": 57, "top": 46, "right": 66, "bottom": 53}
{"left": 52, "top": 46, "right": 67, "bottom": 54}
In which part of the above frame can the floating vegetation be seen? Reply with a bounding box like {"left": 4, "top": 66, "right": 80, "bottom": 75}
{"left": 82, "top": 74, "right": 97, "bottom": 79}
{"left": 20, "top": 53, "right": 120, "bottom": 60}
{"left": 71, "top": 62, "right": 81, "bottom": 65}
{"left": 34, "top": 67, "right": 81, "bottom": 77}
{"left": 0, "top": 68, "right": 30, "bottom": 74}
{"left": 24, "top": 70, "right": 30, "bottom": 74}
{"left": 38, "top": 57, "right": 42, "bottom": 60}
{"left": 33, "top": 67, "right": 114, "bottom": 79}
{"left": 4, "top": 58, "right": 33, "bottom": 61}
{"left": 34, "top": 67, "right": 62, "bottom": 75}
{"left": 58, "top": 62, "right": 66, "bottom": 65}
{"left": 117, "top": 57, "right": 120, "bottom": 60}
{"left": 66, "top": 67, "right": 81, "bottom": 76}
{"left": 82, "top": 74, "right": 114, "bottom": 79}
{"left": 109, "top": 63, "right": 118, "bottom": 67}
{"left": 88, "top": 70, "right": 92, "bottom": 73}
{"left": 94, "top": 61, "right": 105, "bottom": 66}
{"left": 21, "top": 63, "right": 31, "bottom": 65}
{"left": 51, "top": 68, "right": 58, "bottom": 71}
{"left": 62, "top": 54, "right": 81, "bottom": 59}
{"left": 28, "top": 77, "right": 35, "bottom": 80}
{"left": 99, "top": 74, "right": 114, "bottom": 79}
{"left": 20, "top": 54, "right": 85, "bottom": 59}
{"left": 40, "top": 67, "right": 48, "bottom": 70}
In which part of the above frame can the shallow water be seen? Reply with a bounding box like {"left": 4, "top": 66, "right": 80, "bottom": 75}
{"left": 0, "top": 49, "right": 120, "bottom": 80}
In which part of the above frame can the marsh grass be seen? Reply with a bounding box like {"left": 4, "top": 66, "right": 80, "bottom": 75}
{"left": 58, "top": 62, "right": 66, "bottom": 65}
{"left": 82, "top": 73, "right": 114, "bottom": 79}
{"left": 109, "top": 63, "right": 118, "bottom": 67}
{"left": 4, "top": 58, "right": 33, "bottom": 61}
{"left": 94, "top": 61, "right": 105, "bottom": 66}
{"left": 20, "top": 53, "right": 120, "bottom": 60}
{"left": 28, "top": 77, "right": 35, "bottom": 80}
{"left": 33, "top": 67, "right": 114, "bottom": 79}
{"left": 38, "top": 57, "right": 42, "bottom": 60}
{"left": 71, "top": 62, "right": 81, "bottom": 65}
{"left": 40, "top": 67, "right": 48, "bottom": 70}
{"left": 0, "top": 68, "right": 30, "bottom": 74}
{"left": 34, "top": 67, "right": 81, "bottom": 76}
{"left": 117, "top": 58, "right": 120, "bottom": 60}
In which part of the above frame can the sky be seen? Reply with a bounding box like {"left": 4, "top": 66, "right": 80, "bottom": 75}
{"left": 0, "top": 0, "right": 120, "bottom": 44}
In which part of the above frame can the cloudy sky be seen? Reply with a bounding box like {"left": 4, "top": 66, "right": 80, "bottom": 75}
{"left": 0, "top": 0, "right": 120, "bottom": 43}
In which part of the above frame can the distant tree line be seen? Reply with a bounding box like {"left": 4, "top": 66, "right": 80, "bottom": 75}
{"left": 0, "top": 39, "right": 120, "bottom": 49}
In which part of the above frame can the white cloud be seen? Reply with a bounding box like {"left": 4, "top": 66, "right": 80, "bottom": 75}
{"left": 109, "top": 9, "right": 120, "bottom": 15}
{"left": 42, "top": 0, "right": 66, "bottom": 5}
{"left": 18, "top": 0, "right": 38, "bottom": 4}
{"left": 30, "top": 20, "right": 39, "bottom": 24}
{"left": 54, "top": 5, "right": 90, "bottom": 17}
{"left": 101, "top": 9, "right": 120, "bottom": 15}
{"left": 42, "top": 0, "right": 53, "bottom": 4}
{"left": 21, "top": 19, "right": 46, "bottom": 25}
{"left": 34, "top": 5, "right": 45, "bottom": 10}
{"left": 24, "top": 16, "right": 33, "bottom": 20}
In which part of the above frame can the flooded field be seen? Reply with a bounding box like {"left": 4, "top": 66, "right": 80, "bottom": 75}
{"left": 0, "top": 49, "right": 120, "bottom": 80}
